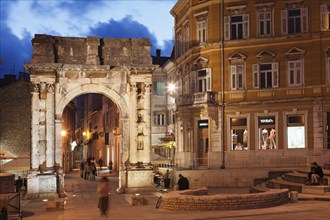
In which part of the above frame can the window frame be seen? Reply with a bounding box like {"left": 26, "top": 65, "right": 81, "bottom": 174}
{"left": 197, "top": 68, "right": 212, "bottom": 92}
{"left": 320, "top": 4, "right": 330, "bottom": 31}
{"left": 281, "top": 7, "right": 308, "bottom": 35}
{"left": 284, "top": 112, "right": 307, "bottom": 149}
{"left": 253, "top": 62, "right": 279, "bottom": 89}
{"left": 257, "top": 10, "right": 273, "bottom": 37}
{"left": 230, "top": 64, "right": 245, "bottom": 90}
{"left": 224, "top": 14, "right": 249, "bottom": 40}
{"left": 287, "top": 60, "right": 304, "bottom": 87}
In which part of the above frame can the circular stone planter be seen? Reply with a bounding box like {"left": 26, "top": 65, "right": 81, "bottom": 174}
{"left": 159, "top": 187, "right": 289, "bottom": 211}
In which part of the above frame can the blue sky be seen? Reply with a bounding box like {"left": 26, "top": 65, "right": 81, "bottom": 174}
{"left": 0, "top": 0, "right": 176, "bottom": 78}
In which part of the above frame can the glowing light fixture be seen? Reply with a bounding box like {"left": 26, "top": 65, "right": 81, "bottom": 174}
{"left": 61, "top": 130, "right": 67, "bottom": 136}
{"left": 167, "top": 82, "right": 176, "bottom": 93}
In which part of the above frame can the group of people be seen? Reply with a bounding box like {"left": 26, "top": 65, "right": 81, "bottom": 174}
{"left": 79, "top": 156, "right": 104, "bottom": 180}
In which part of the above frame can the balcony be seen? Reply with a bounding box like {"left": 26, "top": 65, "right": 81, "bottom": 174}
{"left": 178, "top": 92, "right": 218, "bottom": 106}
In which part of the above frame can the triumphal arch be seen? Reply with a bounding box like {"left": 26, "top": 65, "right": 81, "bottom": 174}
{"left": 24, "top": 34, "right": 155, "bottom": 197}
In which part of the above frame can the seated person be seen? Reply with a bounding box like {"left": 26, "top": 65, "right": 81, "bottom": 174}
{"left": 309, "top": 162, "right": 324, "bottom": 185}
{"left": 177, "top": 174, "right": 189, "bottom": 190}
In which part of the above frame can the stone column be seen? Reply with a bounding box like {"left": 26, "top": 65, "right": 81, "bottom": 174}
{"left": 143, "top": 83, "right": 151, "bottom": 163}
{"left": 38, "top": 82, "right": 47, "bottom": 166}
{"left": 46, "top": 84, "right": 55, "bottom": 168}
{"left": 118, "top": 118, "right": 130, "bottom": 192}
{"left": 130, "top": 83, "right": 138, "bottom": 163}
{"left": 31, "top": 84, "right": 40, "bottom": 169}
{"left": 55, "top": 119, "right": 63, "bottom": 167}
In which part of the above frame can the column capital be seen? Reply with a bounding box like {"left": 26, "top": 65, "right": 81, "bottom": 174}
{"left": 47, "top": 83, "right": 55, "bottom": 93}
{"left": 32, "top": 83, "right": 40, "bottom": 93}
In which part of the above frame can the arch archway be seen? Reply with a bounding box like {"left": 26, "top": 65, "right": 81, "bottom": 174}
{"left": 25, "top": 35, "right": 155, "bottom": 197}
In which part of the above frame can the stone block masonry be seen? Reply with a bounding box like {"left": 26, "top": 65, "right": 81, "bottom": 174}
{"left": 160, "top": 188, "right": 289, "bottom": 211}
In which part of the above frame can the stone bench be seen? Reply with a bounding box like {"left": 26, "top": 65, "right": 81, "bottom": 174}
{"left": 159, "top": 188, "right": 289, "bottom": 211}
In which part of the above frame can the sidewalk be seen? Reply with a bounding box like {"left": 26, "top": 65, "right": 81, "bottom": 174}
{"left": 20, "top": 170, "right": 330, "bottom": 220}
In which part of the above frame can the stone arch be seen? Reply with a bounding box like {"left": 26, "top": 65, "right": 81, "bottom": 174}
{"left": 55, "top": 84, "right": 129, "bottom": 118}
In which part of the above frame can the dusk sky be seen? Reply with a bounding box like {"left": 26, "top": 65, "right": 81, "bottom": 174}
{"left": 0, "top": 0, "right": 176, "bottom": 78}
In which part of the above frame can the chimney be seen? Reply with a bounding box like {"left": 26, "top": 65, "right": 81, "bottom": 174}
{"left": 156, "top": 49, "right": 161, "bottom": 57}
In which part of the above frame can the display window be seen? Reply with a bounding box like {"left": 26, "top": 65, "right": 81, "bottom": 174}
{"left": 230, "top": 118, "right": 248, "bottom": 150}
{"left": 258, "top": 116, "right": 276, "bottom": 149}
{"left": 287, "top": 115, "right": 305, "bottom": 149}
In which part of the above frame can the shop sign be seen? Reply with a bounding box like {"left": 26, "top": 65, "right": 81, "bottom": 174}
{"left": 259, "top": 117, "right": 275, "bottom": 125}
{"left": 198, "top": 120, "right": 208, "bottom": 128}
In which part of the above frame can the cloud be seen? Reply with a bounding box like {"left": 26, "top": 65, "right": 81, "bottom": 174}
{"left": 0, "top": 25, "right": 32, "bottom": 77}
{"left": 0, "top": 0, "right": 175, "bottom": 77}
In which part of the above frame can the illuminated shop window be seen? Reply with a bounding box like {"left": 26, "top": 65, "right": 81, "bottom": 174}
{"left": 287, "top": 115, "right": 305, "bottom": 149}
{"left": 258, "top": 116, "right": 276, "bottom": 150}
{"left": 230, "top": 118, "right": 248, "bottom": 150}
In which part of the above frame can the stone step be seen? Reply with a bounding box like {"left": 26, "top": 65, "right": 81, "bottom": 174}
{"left": 284, "top": 171, "right": 329, "bottom": 185}
{"left": 267, "top": 178, "right": 303, "bottom": 193}
{"left": 298, "top": 168, "right": 330, "bottom": 176}
{"left": 251, "top": 184, "right": 330, "bottom": 201}
{"left": 268, "top": 178, "right": 330, "bottom": 195}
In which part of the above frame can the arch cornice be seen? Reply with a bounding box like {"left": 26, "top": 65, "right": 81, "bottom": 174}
{"left": 55, "top": 83, "right": 129, "bottom": 118}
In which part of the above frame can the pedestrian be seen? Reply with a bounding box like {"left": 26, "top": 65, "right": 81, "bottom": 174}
{"left": 15, "top": 176, "right": 23, "bottom": 193}
{"left": 97, "top": 177, "right": 110, "bottom": 217}
{"left": 98, "top": 157, "right": 104, "bottom": 170}
{"left": 177, "top": 174, "right": 189, "bottom": 190}
{"left": 91, "top": 162, "right": 97, "bottom": 180}
{"left": 109, "top": 160, "right": 113, "bottom": 173}
{"left": 80, "top": 161, "right": 85, "bottom": 178}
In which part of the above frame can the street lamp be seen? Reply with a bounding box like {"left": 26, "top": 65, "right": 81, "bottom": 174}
{"left": 61, "top": 130, "right": 67, "bottom": 136}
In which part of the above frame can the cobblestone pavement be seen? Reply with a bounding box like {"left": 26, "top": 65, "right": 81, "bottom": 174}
{"left": 20, "top": 170, "right": 330, "bottom": 220}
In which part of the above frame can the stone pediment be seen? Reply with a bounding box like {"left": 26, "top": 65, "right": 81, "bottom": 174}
{"left": 256, "top": 50, "right": 275, "bottom": 58}
{"left": 228, "top": 52, "right": 246, "bottom": 61}
{"left": 285, "top": 47, "right": 306, "bottom": 56}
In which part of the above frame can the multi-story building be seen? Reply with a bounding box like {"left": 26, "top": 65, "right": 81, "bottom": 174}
{"left": 169, "top": 0, "right": 330, "bottom": 185}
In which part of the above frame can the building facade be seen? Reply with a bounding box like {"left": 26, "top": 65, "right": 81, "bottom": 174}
{"left": 169, "top": 0, "right": 330, "bottom": 177}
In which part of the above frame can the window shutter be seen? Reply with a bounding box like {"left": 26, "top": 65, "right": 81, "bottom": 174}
{"left": 281, "top": 10, "right": 288, "bottom": 35}
{"left": 231, "top": 65, "right": 237, "bottom": 90}
{"left": 206, "top": 68, "right": 212, "bottom": 91}
{"left": 320, "top": 5, "right": 329, "bottom": 31}
{"left": 190, "top": 71, "right": 196, "bottom": 93}
{"left": 272, "top": 62, "right": 279, "bottom": 88}
{"left": 253, "top": 64, "right": 260, "bottom": 88}
{"left": 224, "top": 16, "right": 230, "bottom": 40}
{"left": 301, "top": 7, "right": 308, "bottom": 33}
{"left": 243, "top": 14, "right": 250, "bottom": 39}
{"left": 153, "top": 112, "right": 157, "bottom": 125}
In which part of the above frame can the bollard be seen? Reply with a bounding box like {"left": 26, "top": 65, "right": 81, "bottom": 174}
{"left": 289, "top": 191, "right": 298, "bottom": 203}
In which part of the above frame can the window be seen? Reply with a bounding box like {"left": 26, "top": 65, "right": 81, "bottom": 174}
{"left": 154, "top": 112, "right": 165, "bottom": 126}
{"left": 176, "top": 32, "right": 182, "bottom": 57}
{"left": 258, "top": 11, "right": 272, "bottom": 37}
{"left": 224, "top": 14, "right": 249, "bottom": 40}
{"left": 281, "top": 8, "right": 308, "bottom": 35}
{"left": 230, "top": 118, "right": 248, "bottom": 150}
{"left": 320, "top": 4, "right": 330, "bottom": 31}
{"left": 288, "top": 60, "right": 303, "bottom": 86}
{"left": 154, "top": 82, "right": 165, "bottom": 96}
{"left": 258, "top": 117, "right": 276, "bottom": 150}
{"left": 253, "top": 63, "right": 278, "bottom": 89}
{"left": 197, "top": 68, "right": 211, "bottom": 92}
{"left": 196, "top": 15, "right": 207, "bottom": 44}
{"left": 287, "top": 115, "right": 305, "bottom": 149}
{"left": 327, "top": 112, "right": 330, "bottom": 149}
{"left": 230, "top": 64, "right": 244, "bottom": 90}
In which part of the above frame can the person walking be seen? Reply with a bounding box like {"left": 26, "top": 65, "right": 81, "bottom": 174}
{"left": 98, "top": 157, "right": 104, "bottom": 171}
{"left": 97, "top": 177, "right": 110, "bottom": 217}
{"left": 108, "top": 161, "right": 113, "bottom": 173}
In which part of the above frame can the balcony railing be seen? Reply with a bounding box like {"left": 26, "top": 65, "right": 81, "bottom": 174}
{"left": 177, "top": 91, "right": 218, "bottom": 106}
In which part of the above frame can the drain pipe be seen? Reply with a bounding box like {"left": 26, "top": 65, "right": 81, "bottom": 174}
{"left": 220, "top": 0, "right": 225, "bottom": 169}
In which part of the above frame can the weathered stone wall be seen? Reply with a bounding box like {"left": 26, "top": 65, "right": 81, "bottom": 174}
{"left": 160, "top": 188, "right": 289, "bottom": 211}
{"left": 0, "top": 81, "right": 31, "bottom": 156}
{"left": 31, "top": 34, "right": 152, "bottom": 66}
{"left": 0, "top": 173, "right": 15, "bottom": 193}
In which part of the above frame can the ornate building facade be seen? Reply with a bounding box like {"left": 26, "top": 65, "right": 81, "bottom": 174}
{"left": 169, "top": 0, "right": 330, "bottom": 182}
